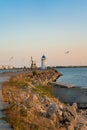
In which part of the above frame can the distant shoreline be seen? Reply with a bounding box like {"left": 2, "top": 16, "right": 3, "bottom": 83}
{"left": 54, "top": 66, "right": 87, "bottom": 68}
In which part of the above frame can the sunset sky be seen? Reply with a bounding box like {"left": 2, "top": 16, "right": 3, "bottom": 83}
{"left": 0, "top": 0, "right": 87, "bottom": 67}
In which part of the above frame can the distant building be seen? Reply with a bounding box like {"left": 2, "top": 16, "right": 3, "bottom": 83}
{"left": 41, "top": 55, "right": 46, "bottom": 70}
{"left": 31, "top": 57, "right": 37, "bottom": 69}
{"left": 0, "top": 65, "right": 14, "bottom": 70}
{"left": 0, "top": 65, "right": 4, "bottom": 70}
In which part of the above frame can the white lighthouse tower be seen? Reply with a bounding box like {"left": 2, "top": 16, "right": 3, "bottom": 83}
{"left": 41, "top": 55, "right": 46, "bottom": 70}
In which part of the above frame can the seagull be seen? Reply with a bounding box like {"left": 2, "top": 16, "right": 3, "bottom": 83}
{"left": 65, "top": 51, "right": 70, "bottom": 54}
{"left": 9, "top": 56, "right": 14, "bottom": 61}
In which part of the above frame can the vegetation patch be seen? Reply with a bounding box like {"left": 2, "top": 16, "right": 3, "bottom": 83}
{"left": 29, "top": 123, "right": 39, "bottom": 130}
{"left": 32, "top": 70, "right": 37, "bottom": 76}
{"left": 9, "top": 80, "right": 28, "bottom": 87}
{"left": 32, "top": 85, "right": 54, "bottom": 97}
{"left": 20, "top": 108, "right": 27, "bottom": 117}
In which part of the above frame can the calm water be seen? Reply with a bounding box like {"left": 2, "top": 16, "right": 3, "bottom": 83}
{"left": 56, "top": 67, "right": 87, "bottom": 87}
{"left": 0, "top": 70, "right": 12, "bottom": 73}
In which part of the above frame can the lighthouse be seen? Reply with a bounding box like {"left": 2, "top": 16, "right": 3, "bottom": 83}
{"left": 41, "top": 55, "right": 46, "bottom": 70}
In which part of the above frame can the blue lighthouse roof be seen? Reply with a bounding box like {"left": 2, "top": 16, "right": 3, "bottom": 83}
{"left": 42, "top": 55, "right": 46, "bottom": 59}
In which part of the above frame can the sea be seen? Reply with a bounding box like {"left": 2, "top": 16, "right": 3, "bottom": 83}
{"left": 56, "top": 67, "right": 87, "bottom": 87}
{"left": 0, "top": 68, "right": 87, "bottom": 87}
{"left": 0, "top": 69, "right": 14, "bottom": 73}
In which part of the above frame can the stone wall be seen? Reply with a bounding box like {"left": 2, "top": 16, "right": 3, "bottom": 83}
{"left": 52, "top": 82, "right": 87, "bottom": 108}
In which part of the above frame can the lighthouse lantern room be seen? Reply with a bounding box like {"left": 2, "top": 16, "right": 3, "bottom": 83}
{"left": 41, "top": 55, "right": 46, "bottom": 70}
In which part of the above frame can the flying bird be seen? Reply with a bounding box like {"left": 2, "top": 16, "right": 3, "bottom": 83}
{"left": 9, "top": 56, "right": 14, "bottom": 61}
{"left": 65, "top": 51, "right": 70, "bottom": 54}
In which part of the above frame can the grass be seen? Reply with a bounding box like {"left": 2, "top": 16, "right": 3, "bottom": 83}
{"left": 24, "top": 76, "right": 30, "bottom": 82}
{"left": 3, "top": 106, "right": 25, "bottom": 130}
{"left": 32, "top": 85, "right": 54, "bottom": 98}
{"left": 30, "top": 123, "right": 39, "bottom": 130}
{"left": 3, "top": 106, "right": 39, "bottom": 130}
{"left": 32, "top": 70, "right": 37, "bottom": 76}
{"left": 9, "top": 80, "right": 28, "bottom": 87}
{"left": 20, "top": 108, "right": 27, "bottom": 117}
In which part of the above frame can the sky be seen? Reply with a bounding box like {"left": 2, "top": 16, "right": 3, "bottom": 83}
{"left": 0, "top": 0, "right": 87, "bottom": 67}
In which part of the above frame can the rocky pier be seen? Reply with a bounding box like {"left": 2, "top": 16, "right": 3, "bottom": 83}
{"left": 2, "top": 69, "right": 87, "bottom": 130}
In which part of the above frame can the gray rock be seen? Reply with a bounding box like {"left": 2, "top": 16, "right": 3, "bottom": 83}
{"left": 46, "top": 103, "right": 62, "bottom": 117}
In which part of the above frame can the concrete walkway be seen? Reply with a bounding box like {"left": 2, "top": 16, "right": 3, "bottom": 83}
{"left": 0, "top": 75, "right": 13, "bottom": 130}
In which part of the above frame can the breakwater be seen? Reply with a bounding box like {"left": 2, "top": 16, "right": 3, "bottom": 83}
{"left": 2, "top": 69, "right": 87, "bottom": 130}
{"left": 2, "top": 69, "right": 79, "bottom": 130}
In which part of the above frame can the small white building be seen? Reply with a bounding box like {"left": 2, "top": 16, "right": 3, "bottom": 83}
{"left": 41, "top": 55, "right": 46, "bottom": 70}
{"left": 0, "top": 65, "right": 14, "bottom": 70}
